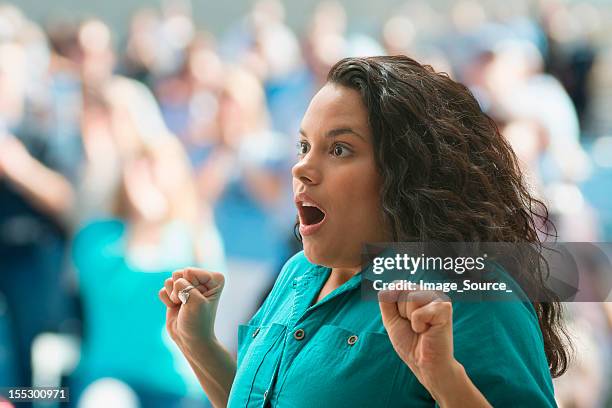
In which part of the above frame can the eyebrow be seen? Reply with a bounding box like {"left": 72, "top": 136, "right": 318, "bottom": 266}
{"left": 299, "top": 127, "right": 367, "bottom": 142}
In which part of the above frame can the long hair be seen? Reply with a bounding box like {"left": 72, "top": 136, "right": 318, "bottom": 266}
{"left": 98, "top": 76, "right": 209, "bottom": 265}
{"left": 301, "top": 55, "right": 571, "bottom": 377}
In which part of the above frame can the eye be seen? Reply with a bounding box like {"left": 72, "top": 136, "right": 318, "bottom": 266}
{"left": 331, "top": 143, "right": 352, "bottom": 158}
{"left": 296, "top": 140, "right": 310, "bottom": 156}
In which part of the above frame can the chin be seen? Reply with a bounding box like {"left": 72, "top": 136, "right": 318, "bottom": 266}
{"left": 302, "top": 240, "right": 334, "bottom": 267}
{"left": 303, "top": 240, "right": 360, "bottom": 269}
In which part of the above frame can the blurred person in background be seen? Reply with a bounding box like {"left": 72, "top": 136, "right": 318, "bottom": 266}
{"left": 120, "top": 0, "right": 195, "bottom": 88}
{"left": 77, "top": 86, "right": 121, "bottom": 222}
{"left": 539, "top": 0, "right": 599, "bottom": 130}
{"left": 245, "top": 0, "right": 313, "bottom": 137}
{"left": 77, "top": 75, "right": 180, "bottom": 220}
{"left": 196, "top": 65, "right": 294, "bottom": 351}
{"left": 76, "top": 19, "right": 116, "bottom": 90}
{"left": 382, "top": 1, "right": 453, "bottom": 75}
{"left": 155, "top": 32, "right": 224, "bottom": 167}
{"left": 585, "top": 45, "right": 612, "bottom": 140}
{"left": 0, "top": 5, "right": 82, "bottom": 399}
{"left": 302, "top": 1, "right": 348, "bottom": 88}
{"left": 121, "top": 7, "right": 164, "bottom": 88}
{"left": 70, "top": 76, "right": 224, "bottom": 408}
{"left": 478, "top": 39, "right": 592, "bottom": 184}
{"left": 207, "top": 0, "right": 313, "bottom": 137}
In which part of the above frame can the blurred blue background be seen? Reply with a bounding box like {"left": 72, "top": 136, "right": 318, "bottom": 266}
{"left": 0, "top": 0, "right": 611, "bottom": 407}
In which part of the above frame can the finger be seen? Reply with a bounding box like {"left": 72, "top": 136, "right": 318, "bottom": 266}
{"left": 164, "top": 278, "right": 179, "bottom": 304}
{"left": 171, "top": 277, "right": 192, "bottom": 303}
{"left": 172, "top": 277, "right": 207, "bottom": 307}
{"left": 172, "top": 269, "right": 185, "bottom": 282}
{"left": 173, "top": 268, "right": 216, "bottom": 291}
{"left": 184, "top": 268, "right": 224, "bottom": 291}
{"left": 158, "top": 288, "right": 177, "bottom": 308}
{"left": 172, "top": 269, "right": 206, "bottom": 294}
{"left": 378, "top": 288, "right": 436, "bottom": 320}
{"left": 396, "top": 290, "right": 448, "bottom": 319}
{"left": 378, "top": 288, "right": 402, "bottom": 323}
{"left": 410, "top": 301, "right": 453, "bottom": 333}
{"left": 183, "top": 268, "right": 207, "bottom": 288}
{"left": 173, "top": 278, "right": 210, "bottom": 308}
{"left": 182, "top": 268, "right": 201, "bottom": 287}
{"left": 378, "top": 286, "right": 402, "bottom": 303}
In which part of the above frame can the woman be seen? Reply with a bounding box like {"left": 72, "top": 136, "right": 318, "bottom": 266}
{"left": 159, "top": 56, "right": 569, "bottom": 407}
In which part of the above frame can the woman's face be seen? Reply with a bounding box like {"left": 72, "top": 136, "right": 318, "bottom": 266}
{"left": 292, "top": 83, "right": 390, "bottom": 268}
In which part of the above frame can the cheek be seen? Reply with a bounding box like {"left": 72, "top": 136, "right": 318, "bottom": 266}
{"left": 332, "top": 166, "right": 382, "bottom": 219}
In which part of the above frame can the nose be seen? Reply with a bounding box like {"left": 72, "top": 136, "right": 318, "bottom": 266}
{"left": 292, "top": 153, "right": 321, "bottom": 186}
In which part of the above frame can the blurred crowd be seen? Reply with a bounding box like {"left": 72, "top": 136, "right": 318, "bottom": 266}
{"left": 0, "top": 0, "right": 611, "bottom": 407}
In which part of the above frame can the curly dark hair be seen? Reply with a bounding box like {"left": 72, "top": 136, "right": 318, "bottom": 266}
{"left": 294, "top": 55, "right": 571, "bottom": 377}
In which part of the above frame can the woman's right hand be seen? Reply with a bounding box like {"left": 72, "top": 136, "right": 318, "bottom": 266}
{"left": 158, "top": 268, "right": 225, "bottom": 351}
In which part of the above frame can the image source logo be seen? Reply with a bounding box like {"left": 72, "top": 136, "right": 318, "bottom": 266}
{"left": 361, "top": 242, "right": 612, "bottom": 302}
{"left": 371, "top": 252, "right": 487, "bottom": 275}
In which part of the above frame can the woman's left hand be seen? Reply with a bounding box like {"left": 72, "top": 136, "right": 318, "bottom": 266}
{"left": 378, "top": 287, "right": 462, "bottom": 398}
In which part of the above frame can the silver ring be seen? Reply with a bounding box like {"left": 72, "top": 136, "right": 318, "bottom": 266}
{"left": 178, "top": 285, "right": 197, "bottom": 304}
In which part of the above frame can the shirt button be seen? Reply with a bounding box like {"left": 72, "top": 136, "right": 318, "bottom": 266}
{"left": 293, "top": 328, "right": 305, "bottom": 340}
{"left": 264, "top": 390, "right": 269, "bottom": 399}
{"left": 252, "top": 327, "right": 260, "bottom": 338}
{"left": 347, "top": 335, "right": 358, "bottom": 346}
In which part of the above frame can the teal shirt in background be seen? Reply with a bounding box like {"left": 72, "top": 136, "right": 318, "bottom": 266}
{"left": 227, "top": 251, "right": 557, "bottom": 407}
{"left": 71, "top": 219, "right": 225, "bottom": 399}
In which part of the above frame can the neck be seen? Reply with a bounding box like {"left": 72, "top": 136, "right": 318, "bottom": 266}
{"left": 330, "top": 266, "right": 360, "bottom": 285}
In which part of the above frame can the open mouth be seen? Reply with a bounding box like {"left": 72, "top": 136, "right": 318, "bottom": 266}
{"left": 295, "top": 193, "right": 327, "bottom": 236}
{"left": 299, "top": 202, "right": 326, "bottom": 226}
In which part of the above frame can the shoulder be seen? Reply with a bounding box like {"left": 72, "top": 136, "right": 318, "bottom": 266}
{"left": 452, "top": 260, "right": 540, "bottom": 323}
{"left": 450, "top": 269, "right": 556, "bottom": 407}
{"left": 452, "top": 299, "right": 544, "bottom": 356}
{"left": 452, "top": 262, "right": 549, "bottom": 370}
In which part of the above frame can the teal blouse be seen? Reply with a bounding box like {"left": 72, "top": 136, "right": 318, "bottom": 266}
{"left": 227, "top": 251, "right": 557, "bottom": 407}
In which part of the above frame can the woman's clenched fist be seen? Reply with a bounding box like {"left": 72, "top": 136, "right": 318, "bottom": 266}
{"left": 158, "top": 268, "right": 225, "bottom": 350}
{"left": 378, "top": 286, "right": 459, "bottom": 396}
